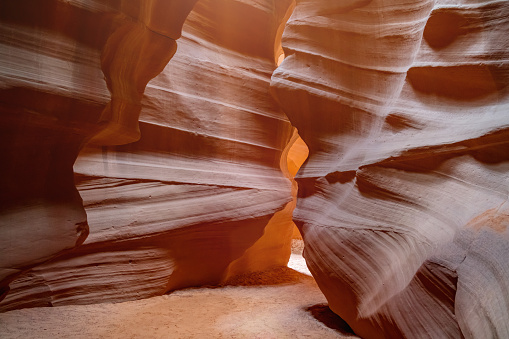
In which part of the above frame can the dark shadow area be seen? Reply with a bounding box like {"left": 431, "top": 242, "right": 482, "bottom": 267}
{"left": 406, "top": 65, "right": 503, "bottom": 101}
{"left": 423, "top": 9, "right": 468, "bottom": 49}
{"left": 306, "top": 304, "right": 356, "bottom": 336}
{"left": 0, "top": 0, "right": 120, "bottom": 50}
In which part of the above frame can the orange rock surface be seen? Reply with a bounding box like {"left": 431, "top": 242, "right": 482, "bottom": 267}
{"left": 1, "top": 0, "right": 509, "bottom": 337}
{"left": 0, "top": 0, "right": 297, "bottom": 310}
{"left": 271, "top": 0, "right": 509, "bottom": 337}
{"left": 0, "top": 0, "right": 196, "bottom": 304}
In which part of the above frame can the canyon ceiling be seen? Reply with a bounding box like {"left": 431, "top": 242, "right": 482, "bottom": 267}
{"left": 0, "top": 0, "right": 508, "bottom": 338}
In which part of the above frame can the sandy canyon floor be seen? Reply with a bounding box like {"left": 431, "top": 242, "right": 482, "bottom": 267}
{"left": 0, "top": 251, "right": 359, "bottom": 339}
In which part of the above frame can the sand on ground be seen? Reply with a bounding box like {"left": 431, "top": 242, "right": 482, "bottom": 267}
{"left": 0, "top": 254, "right": 358, "bottom": 339}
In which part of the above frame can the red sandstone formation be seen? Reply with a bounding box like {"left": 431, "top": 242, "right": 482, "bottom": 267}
{"left": 0, "top": 0, "right": 197, "bottom": 304}
{"left": 271, "top": 0, "right": 509, "bottom": 337}
{"left": 0, "top": 0, "right": 296, "bottom": 310}
{"left": 1, "top": 0, "right": 509, "bottom": 337}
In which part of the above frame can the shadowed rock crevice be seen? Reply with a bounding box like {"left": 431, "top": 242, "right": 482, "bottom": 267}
{"left": 306, "top": 304, "right": 356, "bottom": 336}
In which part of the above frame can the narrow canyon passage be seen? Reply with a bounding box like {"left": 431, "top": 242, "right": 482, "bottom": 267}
{"left": 1, "top": 0, "right": 508, "bottom": 338}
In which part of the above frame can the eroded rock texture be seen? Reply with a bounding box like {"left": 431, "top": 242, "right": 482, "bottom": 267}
{"left": 0, "top": 0, "right": 296, "bottom": 310}
{"left": 271, "top": 0, "right": 509, "bottom": 337}
{"left": 0, "top": 0, "right": 197, "bottom": 304}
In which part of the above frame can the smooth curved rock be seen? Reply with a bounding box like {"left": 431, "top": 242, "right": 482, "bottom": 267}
{"left": 0, "top": 0, "right": 196, "bottom": 303}
{"left": 0, "top": 0, "right": 295, "bottom": 310}
{"left": 271, "top": 0, "right": 509, "bottom": 337}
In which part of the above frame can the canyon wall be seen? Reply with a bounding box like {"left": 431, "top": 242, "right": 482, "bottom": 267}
{"left": 0, "top": 0, "right": 198, "bottom": 301}
{"left": 271, "top": 0, "right": 509, "bottom": 337}
{"left": 2, "top": 0, "right": 509, "bottom": 337}
{"left": 0, "top": 0, "right": 296, "bottom": 310}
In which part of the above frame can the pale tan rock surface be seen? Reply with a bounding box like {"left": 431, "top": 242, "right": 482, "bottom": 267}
{"left": 0, "top": 0, "right": 297, "bottom": 310}
{"left": 271, "top": 0, "right": 509, "bottom": 337}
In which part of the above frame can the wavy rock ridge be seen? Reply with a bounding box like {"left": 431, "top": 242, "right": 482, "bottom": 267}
{"left": 0, "top": 0, "right": 196, "bottom": 305}
{"left": 1, "top": 0, "right": 509, "bottom": 337}
{"left": 271, "top": 0, "right": 509, "bottom": 337}
{"left": 0, "top": 0, "right": 297, "bottom": 310}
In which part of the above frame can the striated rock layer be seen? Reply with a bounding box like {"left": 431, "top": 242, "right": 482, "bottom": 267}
{"left": 0, "top": 0, "right": 199, "bottom": 301}
{"left": 0, "top": 0, "right": 195, "bottom": 303}
{"left": 271, "top": 0, "right": 509, "bottom": 337}
{"left": 0, "top": 0, "right": 296, "bottom": 310}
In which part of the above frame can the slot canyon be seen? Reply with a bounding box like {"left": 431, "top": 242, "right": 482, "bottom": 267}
{"left": 0, "top": 0, "right": 508, "bottom": 338}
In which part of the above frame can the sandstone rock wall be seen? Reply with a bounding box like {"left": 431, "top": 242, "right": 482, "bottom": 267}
{"left": 271, "top": 0, "right": 509, "bottom": 337}
{"left": 0, "top": 0, "right": 197, "bottom": 305}
{"left": 0, "top": 0, "right": 296, "bottom": 310}
{"left": 2, "top": 1, "right": 509, "bottom": 337}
